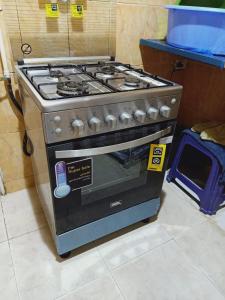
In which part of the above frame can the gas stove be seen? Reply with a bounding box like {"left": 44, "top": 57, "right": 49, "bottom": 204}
{"left": 16, "top": 56, "right": 181, "bottom": 144}
{"left": 16, "top": 56, "right": 183, "bottom": 257}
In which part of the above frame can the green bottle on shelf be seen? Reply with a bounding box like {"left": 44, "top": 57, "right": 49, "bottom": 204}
{"left": 176, "top": 0, "right": 225, "bottom": 8}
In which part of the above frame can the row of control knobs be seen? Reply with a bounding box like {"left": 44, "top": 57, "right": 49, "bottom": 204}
{"left": 54, "top": 105, "right": 172, "bottom": 135}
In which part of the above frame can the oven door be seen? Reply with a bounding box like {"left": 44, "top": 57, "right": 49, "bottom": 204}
{"left": 47, "top": 121, "right": 175, "bottom": 235}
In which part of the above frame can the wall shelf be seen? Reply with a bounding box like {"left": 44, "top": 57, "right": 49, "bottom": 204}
{"left": 140, "top": 39, "right": 225, "bottom": 69}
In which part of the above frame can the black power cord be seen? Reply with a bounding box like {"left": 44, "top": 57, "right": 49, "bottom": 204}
{"left": 23, "top": 131, "right": 33, "bottom": 157}
{"left": 5, "top": 78, "right": 33, "bottom": 157}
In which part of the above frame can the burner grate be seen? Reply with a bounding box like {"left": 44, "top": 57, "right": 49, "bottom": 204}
{"left": 57, "top": 80, "right": 90, "bottom": 96}
{"left": 49, "top": 70, "right": 64, "bottom": 78}
{"left": 21, "top": 61, "right": 173, "bottom": 100}
{"left": 124, "top": 75, "right": 141, "bottom": 87}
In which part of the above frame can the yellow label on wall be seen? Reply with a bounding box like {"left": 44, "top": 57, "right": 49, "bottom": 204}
{"left": 45, "top": 3, "right": 59, "bottom": 18}
{"left": 71, "top": 4, "right": 84, "bottom": 19}
{"left": 148, "top": 144, "right": 167, "bottom": 172}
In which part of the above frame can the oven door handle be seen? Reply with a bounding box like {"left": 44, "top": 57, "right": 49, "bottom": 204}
{"left": 55, "top": 126, "right": 172, "bottom": 159}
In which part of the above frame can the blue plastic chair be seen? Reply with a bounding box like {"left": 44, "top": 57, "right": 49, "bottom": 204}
{"left": 167, "top": 129, "right": 225, "bottom": 215}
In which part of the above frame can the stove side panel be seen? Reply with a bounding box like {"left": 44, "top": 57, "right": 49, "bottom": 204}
{"left": 18, "top": 79, "right": 57, "bottom": 239}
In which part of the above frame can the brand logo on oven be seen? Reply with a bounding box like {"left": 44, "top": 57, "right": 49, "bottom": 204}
{"left": 110, "top": 200, "right": 123, "bottom": 208}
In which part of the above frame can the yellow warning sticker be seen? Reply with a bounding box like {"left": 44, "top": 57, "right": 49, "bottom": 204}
{"left": 71, "top": 4, "right": 84, "bottom": 19}
{"left": 45, "top": 3, "right": 60, "bottom": 18}
{"left": 148, "top": 144, "right": 167, "bottom": 172}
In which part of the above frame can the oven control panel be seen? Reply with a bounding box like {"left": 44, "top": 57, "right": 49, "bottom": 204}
{"left": 43, "top": 95, "right": 180, "bottom": 144}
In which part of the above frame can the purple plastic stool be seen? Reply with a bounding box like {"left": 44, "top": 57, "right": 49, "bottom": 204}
{"left": 167, "top": 129, "right": 225, "bottom": 215}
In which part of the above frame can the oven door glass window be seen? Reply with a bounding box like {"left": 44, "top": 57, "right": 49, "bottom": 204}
{"left": 81, "top": 145, "right": 148, "bottom": 206}
{"left": 48, "top": 122, "right": 174, "bottom": 234}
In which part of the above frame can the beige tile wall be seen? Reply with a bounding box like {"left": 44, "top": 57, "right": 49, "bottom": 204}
{"left": 0, "top": 3, "right": 34, "bottom": 193}
{"left": 2, "top": 0, "right": 116, "bottom": 60}
{"left": 116, "top": 0, "right": 176, "bottom": 66}
{"left": 0, "top": 53, "right": 34, "bottom": 193}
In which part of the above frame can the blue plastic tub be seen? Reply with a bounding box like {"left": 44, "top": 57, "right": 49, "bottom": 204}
{"left": 166, "top": 5, "right": 225, "bottom": 55}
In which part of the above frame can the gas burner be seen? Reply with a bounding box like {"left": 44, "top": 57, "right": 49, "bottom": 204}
{"left": 124, "top": 76, "right": 140, "bottom": 87}
{"left": 99, "top": 65, "right": 116, "bottom": 75}
{"left": 97, "top": 62, "right": 117, "bottom": 76}
{"left": 57, "top": 80, "right": 89, "bottom": 96}
{"left": 49, "top": 70, "right": 64, "bottom": 78}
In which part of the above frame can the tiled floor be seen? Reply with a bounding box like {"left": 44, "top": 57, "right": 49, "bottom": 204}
{"left": 1, "top": 181, "right": 225, "bottom": 300}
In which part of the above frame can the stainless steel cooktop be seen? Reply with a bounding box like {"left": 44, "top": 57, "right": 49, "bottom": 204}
{"left": 21, "top": 61, "right": 172, "bottom": 100}
{"left": 16, "top": 57, "right": 182, "bottom": 144}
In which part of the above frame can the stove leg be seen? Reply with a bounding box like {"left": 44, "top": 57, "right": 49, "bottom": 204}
{"left": 59, "top": 251, "right": 71, "bottom": 259}
{"left": 142, "top": 214, "right": 158, "bottom": 224}
{"left": 142, "top": 218, "right": 150, "bottom": 224}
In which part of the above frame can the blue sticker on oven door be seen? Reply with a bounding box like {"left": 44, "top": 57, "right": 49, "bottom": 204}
{"left": 54, "top": 161, "right": 71, "bottom": 198}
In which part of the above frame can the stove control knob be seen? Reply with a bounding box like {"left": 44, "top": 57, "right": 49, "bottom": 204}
{"left": 160, "top": 105, "right": 171, "bottom": 118}
{"left": 71, "top": 119, "right": 85, "bottom": 136}
{"left": 105, "top": 115, "right": 117, "bottom": 129}
{"left": 53, "top": 115, "right": 61, "bottom": 123}
{"left": 134, "top": 110, "right": 146, "bottom": 123}
{"left": 120, "top": 112, "right": 132, "bottom": 125}
{"left": 147, "top": 107, "right": 159, "bottom": 120}
{"left": 89, "top": 117, "right": 102, "bottom": 132}
{"left": 171, "top": 98, "right": 177, "bottom": 105}
{"left": 55, "top": 128, "right": 62, "bottom": 135}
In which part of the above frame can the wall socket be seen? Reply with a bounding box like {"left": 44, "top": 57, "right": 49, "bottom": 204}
{"left": 174, "top": 60, "right": 187, "bottom": 71}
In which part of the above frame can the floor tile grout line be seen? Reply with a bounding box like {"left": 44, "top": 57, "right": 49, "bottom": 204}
{"left": 0, "top": 190, "right": 45, "bottom": 299}
{"left": 7, "top": 223, "right": 48, "bottom": 242}
{"left": 0, "top": 187, "right": 48, "bottom": 242}
{"left": 108, "top": 269, "right": 126, "bottom": 300}
{"left": 7, "top": 226, "right": 59, "bottom": 300}
{"left": 173, "top": 238, "right": 225, "bottom": 300}
{"left": 54, "top": 276, "right": 109, "bottom": 300}
{"left": 56, "top": 223, "right": 173, "bottom": 299}
{"left": 97, "top": 237, "right": 181, "bottom": 300}
{"left": 164, "top": 178, "right": 225, "bottom": 235}
{"left": 173, "top": 237, "right": 209, "bottom": 274}
{"left": 164, "top": 181, "right": 200, "bottom": 209}
{"left": 164, "top": 181, "right": 211, "bottom": 217}
{"left": 208, "top": 217, "right": 225, "bottom": 238}
{"left": 0, "top": 197, "right": 48, "bottom": 300}
{"left": 165, "top": 218, "right": 209, "bottom": 242}
{"left": 97, "top": 248, "right": 126, "bottom": 300}
{"left": 0, "top": 238, "right": 7, "bottom": 245}
{"left": 202, "top": 274, "right": 225, "bottom": 300}
{"left": 53, "top": 247, "right": 123, "bottom": 300}
{"left": 0, "top": 196, "right": 5, "bottom": 245}
{"left": 98, "top": 236, "right": 173, "bottom": 273}
{"left": 54, "top": 277, "right": 104, "bottom": 300}
{"left": 7, "top": 238, "right": 21, "bottom": 300}
{"left": 183, "top": 214, "right": 225, "bottom": 241}
{"left": 0, "top": 194, "right": 10, "bottom": 241}
{"left": 54, "top": 250, "right": 119, "bottom": 300}
{"left": 163, "top": 181, "right": 213, "bottom": 230}
{"left": 164, "top": 181, "right": 195, "bottom": 202}
{"left": 197, "top": 266, "right": 225, "bottom": 300}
